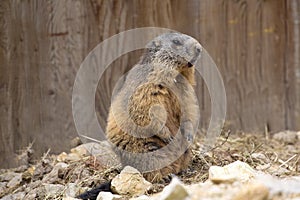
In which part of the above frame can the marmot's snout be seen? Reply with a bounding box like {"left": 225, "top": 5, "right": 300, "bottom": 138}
{"left": 194, "top": 46, "right": 202, "bottom": 59}
{"left": 187, "top": 44, "right": 202, "bottom": 67}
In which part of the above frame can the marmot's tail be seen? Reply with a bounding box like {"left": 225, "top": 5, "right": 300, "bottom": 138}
{"left": 77, "top": 180, "right": 112, "bottom": 200}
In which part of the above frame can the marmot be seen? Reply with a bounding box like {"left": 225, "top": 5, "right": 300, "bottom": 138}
{"left": 107, "top": 32, "right": 201, "bottom": 182}
{"left": 78, "top": 32, "right": 202, "bottom": 199}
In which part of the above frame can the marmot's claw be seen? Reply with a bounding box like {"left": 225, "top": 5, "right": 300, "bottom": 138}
{"left": 162, "top": 173, "right": 174, "bottom": 183}
{"left": 185, "top": 133, "right": 194, "bottom": 143}
{"left": 162, "top": 136, "right": 173, "bottom": 143}
{"left": 146, "top": 142, "right": 161, "bottom": 151}
{"left": 180, "top": 121, "right": 194, "bottom": 143}
{"left": 158, "top": 127, "right": 173, "bottom": 143}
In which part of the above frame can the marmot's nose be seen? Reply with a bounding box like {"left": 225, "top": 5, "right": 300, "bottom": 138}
{"left": 188, "top": 45, "right": 202, "bottom": 66}
{"left": 195, "top": 46, "right": 202, "bottom": 57}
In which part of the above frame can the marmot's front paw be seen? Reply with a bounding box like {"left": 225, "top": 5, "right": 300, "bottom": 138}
{"left": 158, "top": 127, "right": 174, "bottom": 143}
{"left": 161, "top": 173, "right": 175, "bottom": 183}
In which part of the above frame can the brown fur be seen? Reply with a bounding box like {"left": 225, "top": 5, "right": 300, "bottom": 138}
{"left": 106, "top": 33, "right": 201, "bottom": 182}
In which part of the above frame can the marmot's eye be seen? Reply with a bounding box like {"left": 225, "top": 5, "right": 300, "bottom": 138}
{"left": 172, "top": 39, "right": 182, "bottom": 45}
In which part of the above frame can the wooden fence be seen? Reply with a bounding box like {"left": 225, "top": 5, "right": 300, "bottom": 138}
{"left": 0, "top": 0, "right": 299, "bottom": 167}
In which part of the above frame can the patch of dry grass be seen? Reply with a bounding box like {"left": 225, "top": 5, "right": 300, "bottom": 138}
{"left": 178, "top": 130, "right": 300, "bottom": 185}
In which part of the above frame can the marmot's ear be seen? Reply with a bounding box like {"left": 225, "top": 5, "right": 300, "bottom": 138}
{"left": 150, "top": 40, "right": 162, "bottom": 52}
{"left": 152, "top": 40, "right": 162, "bottom": 48}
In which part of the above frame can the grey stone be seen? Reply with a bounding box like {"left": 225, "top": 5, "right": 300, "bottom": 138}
{"left": 43, "top": 183, "right": 64, "bottom": 197}
{"left": 42, "top": 162, "right": 68, "bottom": 183}
{"left": 0, "top": 182, "right": 7, "bottom": 194}
{"left": 273, "top": 130, "right": 298, "bottom": 144}
{"left": 0, "top": 172, "right": 20, "bottom": 182}
{"left": 65, "top": 183, "right": 80, "bottom": 197}
{"left": 6, "top": 173, "right": 22, "bottom": 188}
{"left": 1, "top": 192, "right": 25, "bottom": 200}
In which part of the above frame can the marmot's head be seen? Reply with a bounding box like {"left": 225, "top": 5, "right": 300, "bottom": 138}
{"left": 141, "top": 32, "right": 202, "bottom": 84}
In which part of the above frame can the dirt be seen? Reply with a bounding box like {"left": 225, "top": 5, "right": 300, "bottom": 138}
{"left": 0, "top": 130, "right": 299, "bottom": 199}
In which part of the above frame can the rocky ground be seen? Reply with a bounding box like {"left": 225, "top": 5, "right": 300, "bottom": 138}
{"left": 0, "top": 130, "right": 300, "bottom": 200}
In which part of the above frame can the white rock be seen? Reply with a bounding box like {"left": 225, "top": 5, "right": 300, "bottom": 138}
{"left": 57, "top": 147, "right": 85, "bottom": 162}
{"left": 290, "top": 176, "right": 300, "bottom": 181}
{"left": 209, "top": 160, "right": 256, "bottom": 184}
{"left": 96, "top": 191, "right": 123, "bottom": 200}
{"left": 251, "top": 153, "right": 269, "bottom": 163}
{"left": 56, "top": 162, "right": 69, "bottom": 169}
{"left": 273, "top": 130, "right": 298, "bottom": 144}
{"left": 65, "top": 183, "right": 80, "bottom": 197}
{"left": 111, "top": 166, "right": 152, "bottom": 196}
{"left": 58, "top": 142, "right": 120, "bottom": 167}
{"left": 1, "top": 192, "right": 26, "bottom": 200}
{"left": 256, "top": 163, "right": 271, "bottom": 171}
{"left": 43, "top": 183, "right": 64, "bottom": 196}
{"left": 256, "top": 173, "right": 300, "bottom": 195}
{"left": 0, "top": 182, "right": 6, "bottom": 194}
{"left": 267, "top": 166, "right": 290, "bottom": 177}
{"left": 0, "top": 172, "right": 20, "bottom": 182}
{"left": 83, "top": 141, "right": 121, "bottom": 167}
{"left": 130, "top": 195, "right": 151, "bottom": 200}
{"left": 232, "top": 182, "right": 269, "bottom": 200}
{"left": 70, "top": 136, "right": 82, "bottom": 148}
{"left": 66, "top": 153, "right": 82, "bottom": 162}
{"left": 62, "top": 197, "right": 80, "bottom": 200}
{"left": 23, "top": 182, "right": 44, "bottom": 200}
{"left": 286, "top": 144, "right": 298, "bottom": 152}
{"left": 42, "top": 162, "right": 68, "bottom": 183}
{"left": 24, "top": 186, "right": 46, "bottom": 200}
{"left": 57, "top": 152, "right": 68, "bottom": 162}
{"left": 157, "top": 177, "right": 189, "bottom": 200}
{"left": 6, "top": 173, "right": 22, "bottom": 188}
{"left": 70, "top": 144, "right": 90, "bottom": 157}
{"left": 189, "top": 181, "right": 238, "bottom": 200}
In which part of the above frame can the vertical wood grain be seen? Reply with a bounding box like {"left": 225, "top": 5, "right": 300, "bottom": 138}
{"left": 285, "top": 0, "right": 300, "bottom": 130}
{"left": 0, "top": 0, "right": 15, "bottom": 167}
{"left": 0, "top": 0, "right": 299, "bottom": 167}
{"left": 195, "top": 0, "right": 288, "bottom": 132}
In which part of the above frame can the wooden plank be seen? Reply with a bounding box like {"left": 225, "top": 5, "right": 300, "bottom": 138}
{"left": 196, "top": 0, "right": 229, "bottom": 131}
{"left": 3, "top": 0, "right": 54, "bottom": 166}
{"left": 195, "top": 0, "right": 288, "bottom": 132}
{"left": 260, "top": 0, "right": 286, "bottom": 131}
{"left": 285, "top": 0, "right": 300, "bottom": 130}
{"left": 0, "top": 0, "right": 15, "bottom": 167}
{"left": 39, "top": 0, "right": 81, "bottom": 154}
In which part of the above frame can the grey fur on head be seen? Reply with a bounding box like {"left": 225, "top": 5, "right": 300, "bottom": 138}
{"left": 141, "top": 32, "right": 203, "bottom": 68}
